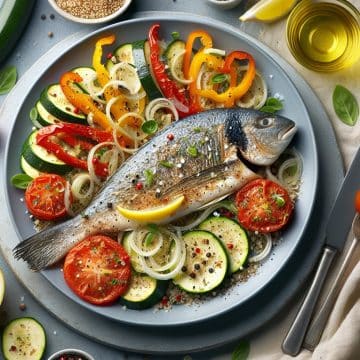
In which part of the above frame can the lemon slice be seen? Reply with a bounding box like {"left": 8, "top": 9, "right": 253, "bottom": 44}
{"left": 239, "top": 0, "right": 298, "bottom": 23}
{"left": 0, "top": 268, "right": 5, "bottom": 306}
{"left": 117, "top": 196, "right": 185, "bottom": 222}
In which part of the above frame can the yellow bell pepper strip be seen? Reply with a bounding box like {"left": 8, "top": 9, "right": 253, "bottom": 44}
{"left": 196, "top": 51, "right": 256, "bottom": 105}
{"left": 92, "top": 35, "right": 128, "bottom": 119}
{"left": 188, "top": 52, "right": 224, "bottom": 112}
{"left": 183, "top": 30, "right": 213, "bottom": 79}
{"left": 60, "top": 72, "right": 112, "bottom": 131}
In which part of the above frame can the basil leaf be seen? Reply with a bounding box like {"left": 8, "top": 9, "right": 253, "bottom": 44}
{"left": 333, "top": 85, "right": 359, "bottom": 126}
{"left": 211, "top": 73, "right": 228, "bottom": 84}
{"left": 187, "top": 145, "right": 198, "bottom": 157}
{"left": 142, "top": 120, "right": 158, "bottom": 134}
{"left": 144, "top": 232, "right": 155, "bottom": 247}
{"left": 232, "top": 340, "right": 250, "bottom": 360}
{"left": 144, "top": 169, "right": 154, "bottom": 187}
{"left": 147, "top": 223, "right": 159, "bottom": 233}
{"left": 0, "top": 66, "right": 17, "bottom": 95}
{"left": 11, "top": 174, "right": 32, "bottom": 189}
{"left": 259, "top": 97, "right": 283, "bottom": 113}
{"left": 159, "top": 160, "right": 174, "bottom": 168}
{"left": 272, "top": 194, "right": 285, "bottom": 207}
{"left": 171, "top": 31, "right": 180, "bottom": 40}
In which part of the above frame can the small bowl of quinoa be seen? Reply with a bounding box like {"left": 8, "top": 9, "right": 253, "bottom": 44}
{"left": 48, "top": 0, "right": 133, "bottom": 24}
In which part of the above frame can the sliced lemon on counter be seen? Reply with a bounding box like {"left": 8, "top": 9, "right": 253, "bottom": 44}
{"left": 239, "top": 0, "right": 298, "bottom": 23}
{"left": 117, "top": 195, "right": 185, "bottom": 222}
{"left": 0, "top": 268, "right": 5, "bottom": 306}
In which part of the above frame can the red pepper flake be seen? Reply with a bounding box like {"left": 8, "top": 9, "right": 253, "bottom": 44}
{"left": 227, "top": 243, "right": 234, "bottom": 250}
{"left": 161, "top": 296, "right": 168, "bottom": 306}
{"left": 106, "top": 52, "right": 113, "bottom": 59}
{"left": 175, "top": 294, "right": 182, "bottom": 302}
{"left": 135, "top": 182, "right": 143, "bottom": 190}
{"left": 10, "top": 345, "right": 17, "bottom": 352}
{"left": 219, "top": 209, "right": 234, "bottom": 218}
{"left": 73, "top": 107, "right": 80, "bottom": 114}
{"left": 195, "top": 247, "right": 201, "bottom": 254}
{"left": 167, "top": 133, "right": 174, "bottom": 141}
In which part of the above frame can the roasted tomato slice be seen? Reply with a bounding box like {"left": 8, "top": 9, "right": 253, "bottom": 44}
{"left": 355, "top": 190, "right": 360, "bottom": 213}
{"left": 63, "top": 235, "right": 131, "bottom": 305}
{"left": 235, "top": 179, "right": 294, "bottom": 233}
{"left": 25, "top": 174, "right": 67, "bottom": 221}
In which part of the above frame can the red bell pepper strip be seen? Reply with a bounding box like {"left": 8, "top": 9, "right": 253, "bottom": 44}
{"left": 148, "top": 24, "right": 196, "bottom": 118}
{"left": 36, "top": 123, "right": 114, "bottom": 177}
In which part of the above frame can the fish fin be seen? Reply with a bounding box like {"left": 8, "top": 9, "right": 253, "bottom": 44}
{"left": 13, "top": 216, "right": 84, "bottom": 271}
{"left": 161, "top": 159, "right": 237, "bottom": 198}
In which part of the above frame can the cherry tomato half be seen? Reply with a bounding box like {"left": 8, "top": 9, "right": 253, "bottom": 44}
{"left": 235, "top": 179, "right": 294, "bottom": 233}
{"left": 25, "top": 174, "right": 67, "bottom": 221}
{"left": 63, "top": 235, "right": 131, "bottom": 305}
{"left": 355, "top": 190, "right": 360, "bottom": 213}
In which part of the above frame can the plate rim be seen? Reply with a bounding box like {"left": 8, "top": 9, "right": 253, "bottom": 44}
{"left": 2, "top": 15, "right": 318, "bottom": 327}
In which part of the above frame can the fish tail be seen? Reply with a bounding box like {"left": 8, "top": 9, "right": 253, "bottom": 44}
{"left": 13, "top": 216, "right": 84, "bottom": 271}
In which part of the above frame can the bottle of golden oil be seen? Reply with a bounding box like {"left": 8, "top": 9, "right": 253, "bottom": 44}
{"left": 286, "top": 0, "right": 360, "bottom": 72}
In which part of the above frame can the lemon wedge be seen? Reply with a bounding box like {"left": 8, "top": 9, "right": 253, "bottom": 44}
{"left": 0, "top": 268, "right": 5, "bottom": 306}
{"left": 239, "top": 0, "right": 298, "bottom": 23}
{"left": 117, "top": 195, "right": 185, "bottom": 222}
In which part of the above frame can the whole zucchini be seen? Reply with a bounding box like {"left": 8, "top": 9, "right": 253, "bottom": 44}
{"left": 0, "top": 0, "right": 35, "bottom": 64}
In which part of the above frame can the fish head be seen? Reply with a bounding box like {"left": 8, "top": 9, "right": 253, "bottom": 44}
{"left": 225, "top": 110, "right": 297, "bottom": 166}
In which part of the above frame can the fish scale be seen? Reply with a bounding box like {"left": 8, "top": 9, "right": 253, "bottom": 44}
{"left": 14, "top": 108, "right": 296, "bottom": 270}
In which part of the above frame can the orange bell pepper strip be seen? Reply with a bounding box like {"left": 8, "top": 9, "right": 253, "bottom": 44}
{"left": 183, "top": 30, "right": 213, "bottom": 79}
{"left": 196, "top": 51, "right": 256, "bottom": 105}
{"left": 60, "top": 72, "right": 112, "bottom": 131}
{"left": 92, "top": 35, "right": 128, "bottom": 119}
{"left": 188, "top": 52, "right": 224, "bottom": 112}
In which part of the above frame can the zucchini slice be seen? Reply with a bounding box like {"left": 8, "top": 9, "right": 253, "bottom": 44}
{"left": 199, "top": 217, "right": 249, "bottom": 273}
{"left": 21, "top": 131, "right": 72, "bottom": 175}
{"left": 122, "top": 232, "right": 144, "bottom": 273}
{"left": 71, "top": 66, "right": 99, "bottom": 94}
{"left": 2, "top": 317, "right": 46, "bottom": 360}
{"left": 20, "top": 156, "right": 42, "bottom": 178}
{"left": 164, "top": 39, "right": 187, "bottom": 87}
{"left": 35, "top": 100, "right": 62, "bottom": 127}
{"left": 40, "top": 84, "right": 87, "bottom": 124}
{"left": 120, "top": 272, "right": 168, "bottom": 310}
{"left": 173, "top": 230, "right": 228, "bottom": 294}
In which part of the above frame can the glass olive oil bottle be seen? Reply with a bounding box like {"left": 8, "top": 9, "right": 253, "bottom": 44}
{"left": 287, "top": 0, "right": 360, "bottom": 71}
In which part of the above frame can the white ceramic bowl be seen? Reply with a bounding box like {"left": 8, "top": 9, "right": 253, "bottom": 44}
{"left": 48, "top": 348, "right": 95, "bottom": 360}
{"left": 48, "top": 0, "right": 133, "bottom": 24}
{"left": 206, "top": 0, "right": 243, "bottom": 10}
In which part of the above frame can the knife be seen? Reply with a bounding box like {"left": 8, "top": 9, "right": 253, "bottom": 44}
{"left": 282, "top": 146, "right": 360, "bottom": 356}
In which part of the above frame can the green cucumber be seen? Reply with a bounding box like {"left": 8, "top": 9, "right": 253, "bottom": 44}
{"left": 21, "top": 131, "right": 72, "bottom": 175}
{"left": 120, "top": 272, "right": 168, "bottom": 310}
{"left": 0, "top": 0, "right": 35, "bottom": 63}
{"left": 40, "top": 84, "right": 87, "bottom": 124}
{"left": 20, "top": 156, "right": 42, "bottom": 178}
{"left": 2, "top": 317, "right": 46, "bottom": 360}
{"left": 199, "top": 217, "right": 249, "bottom": 273}
{"left": 173, "top": 230, "right": 228, "bottom": 294}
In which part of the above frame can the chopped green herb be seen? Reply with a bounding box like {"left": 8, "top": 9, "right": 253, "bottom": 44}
{"left": 211, "top": 73, "right": 229, "bottom": 84}
{"left": 144, "top": 169, "right": 154, "bottom": 187}
{"left": 272, "top": 194, "right": 285, "bottom": 207}
{"left": 144, "top": 224, "right": 159, "bottom": 246}
{"left": 259, "top": 97, "right": 283, "bottom": 113}
{"left": 193, "top": 127, "right": 202, "bottom": 133}
{"left": 10, "top": 174, "right": 32, "bottom": 189}
{"left": 110, "top": 278, "right": 119, "bottom": 285}
{"left": 232, "top": 340, "right": 250, "bottom": 360}
{"left": 171, "top": 31, "right": 180, "bottom": 40}
{"left": 187, "top": 145, "right": 198, "bottom": 157}
{"left": 142, "top": 120, "right": 158, "bottom": 134}
{"left": 0, "top": 65, "right": 17, "bottom": 95}
{"left": 333, "top": 85, "right": 359, "bottom": 126}
{"left": 147, "top": 223, "right": 159, "bottom": 233}
{"left": 159, "top": 160, "right": 174, "bottom": 168}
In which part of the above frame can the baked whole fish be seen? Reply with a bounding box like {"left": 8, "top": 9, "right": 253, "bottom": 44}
{"left": 14, "top": 108, "right": 297, "bottom": 270}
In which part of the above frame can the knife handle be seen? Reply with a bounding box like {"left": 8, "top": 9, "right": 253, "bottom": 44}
{"left": 281, "top": 246, "right": 337, "bottom": 356}
{"left": 303, "top": 237, "right": 358, "bottom": 350}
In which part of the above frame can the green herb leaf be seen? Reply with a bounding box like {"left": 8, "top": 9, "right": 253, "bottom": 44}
{"left": 147, "top": 223, "right": 159, "bottom": 233}
{"left": 187, "top": 145, "right": 198, "bottom": 157}
{"left": 10, "top": 174, "right": 32, "bottom": 189}
{"left": 159, "top": 160, "right": 174, "bottom": 168}
{"left": 259, "top": 97, "right": 283, "bottom": 113}
{"left": 144, "top": 169, "right": 154, "bottom": 187}
{"left": 211, "top": 73, "right": 228, "bottom": 84}
{"left": 142, "top": 120, "right": 158, "bottom": 134}
{"left": 232, "top": 340, "right": 250, "bottom": 360}
{"left": 171, "top": 31, "right": 180, "bottom": 40}
{"left": 333, "top": 85, "right": 359, "bottom": 126}
{"left": 272, "top": 194, "right": 285, "bottom": 207}
{"left": 144, "top": 232, "right": 155, "bottom": 247}
{"left": 0, "top": 66, "right": 17, "bottom": 95}
{"left": 193, "top": 127, "right": 202, "bottom": 133}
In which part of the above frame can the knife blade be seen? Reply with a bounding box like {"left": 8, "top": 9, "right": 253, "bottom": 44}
{"left": 282, "top": 146, "right": 360, "bottom": 356}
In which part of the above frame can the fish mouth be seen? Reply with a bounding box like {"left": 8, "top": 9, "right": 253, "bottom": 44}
{"left": 278, "top": 124, "right": 297, "bottom": 141}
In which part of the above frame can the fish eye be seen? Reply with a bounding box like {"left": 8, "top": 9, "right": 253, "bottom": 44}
{"left": 257, "top": 117, "right": 274, "bottom": 128}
